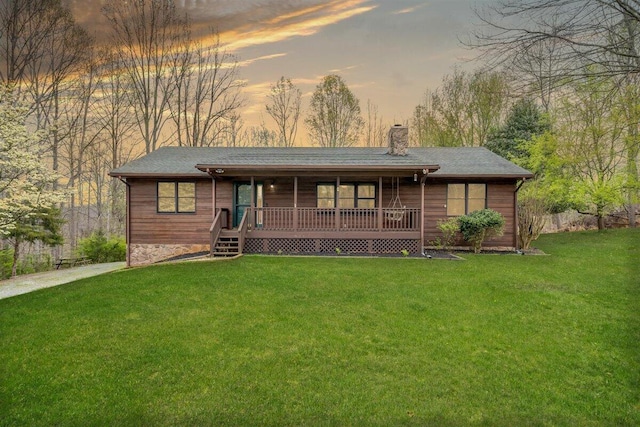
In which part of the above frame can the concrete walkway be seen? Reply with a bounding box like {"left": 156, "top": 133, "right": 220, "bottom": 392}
{"left": 0, "top": 262, "right": 126, "bottom": 300}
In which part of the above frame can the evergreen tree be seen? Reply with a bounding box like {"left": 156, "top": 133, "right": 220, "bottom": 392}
{"left": 486, "top": 98, "right": 550, "bottom": 160}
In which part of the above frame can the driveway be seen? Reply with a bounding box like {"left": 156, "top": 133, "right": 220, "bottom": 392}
{"left": 0, "top": 262, "right": 126, "bottom": 300}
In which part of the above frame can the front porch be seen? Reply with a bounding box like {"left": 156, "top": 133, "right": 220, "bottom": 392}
{"left": 200, "top": 162, "right": 439, "bottom": 257}
{"left": 210, "top": 206, "right": 423, "bottom": 257}
{"left": 248, "top": 206, "right": 421, "bottom": 254}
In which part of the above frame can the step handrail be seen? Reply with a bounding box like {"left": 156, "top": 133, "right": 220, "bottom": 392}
{"left": 237, "top": 209, "right": 249, "bottom": 254}
{"left": 209, "top": 209, "right": 223, "bottom": 256}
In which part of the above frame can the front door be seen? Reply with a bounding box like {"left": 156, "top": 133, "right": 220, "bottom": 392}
{"left": 233, "top": 182, "right": 263, "bottom": 227}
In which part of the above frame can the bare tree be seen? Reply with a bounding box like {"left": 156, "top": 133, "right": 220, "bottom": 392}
{"left": 247, "top": 124, "right": 277, "bottom": 147}
{"left": 266, "top": 77, "right": 302, "bottom": 147}
{"left": 411, "top": 90, "right": 449, "bottom": 146}
{"left": 503, "top": 36, "right": 566, "bottom": 113}
{"left": 470, "top": 0, "right": 640, "bottom": 80}
{"left": 170, "top": 32, "right": 244, "bottom": 147}
{"left": 30, "top": 50, "right": 104, "bottom": 252}
{"left": 363, "top": 100, "right": 386, "bottom": 147}
{"left": 103, "top": 0, "right": 189, "bottom": 153}
{"left": 428, "top": 69, "right": 509, "bottom": 147}
{"left": 0, "top": 0, "right": 88, "bottom": 87}
{"left": 94, "top": 49, "right": 139, "bottom": 169}
{"left": 305, "top": 74, "right": 363, "bottom": 147}
{"left": 93, "top": 49, "right": 138, "bottom": 236}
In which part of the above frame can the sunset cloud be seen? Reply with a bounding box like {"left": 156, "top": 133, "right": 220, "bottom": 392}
{"left": 236, "top": 53, "right": 288, "bottom": 68}
{"left": 392, "top": 4, "right": 428, "bottom": 15}
{"left": 216, "top": 1, "right": 377, "bottom": 53}
{"left": 328, "top": 65, "right": 360, "bottom": 74}
{"left": 64, "top": 0, "right": 376, "bottom": 52}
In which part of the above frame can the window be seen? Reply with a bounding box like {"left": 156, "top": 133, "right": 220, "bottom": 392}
{"left": 447, "top": 183, "right": 486, "bottom": 216}
{"left": 358, "top": 184, "right": 376, "bottom": 208}
{"left": 317, "top": 184, "right": 335, "bottom": 208}
{"left": 317, "top": 183, "right": 376, "bottom": 208}
{"left": 157, "top": 182, "right": 196, "bottom": 213}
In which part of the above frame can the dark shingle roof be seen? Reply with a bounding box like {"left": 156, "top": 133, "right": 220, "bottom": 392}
{"left": 109, "top": 146, "right": 533, "bottom": 178}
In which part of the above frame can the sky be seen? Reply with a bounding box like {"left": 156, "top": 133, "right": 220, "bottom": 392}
{"left": 65, "top": 0, "right": 489, "bottom": 143}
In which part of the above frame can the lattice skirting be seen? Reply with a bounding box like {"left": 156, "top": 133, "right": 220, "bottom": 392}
{"left": 244, "top": 238, "right": 420, "bottom": 255}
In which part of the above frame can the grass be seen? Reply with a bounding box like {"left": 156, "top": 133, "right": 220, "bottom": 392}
{"left": 1, "top": 228, "right": 638, "bottom": 426}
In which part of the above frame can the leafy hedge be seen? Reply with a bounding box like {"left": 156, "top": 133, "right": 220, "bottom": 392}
{"left": 458, "top": 209, "right": 505, "bottom": 253}
{"left": 77, "top": 230, "right": 126, "bottom": 263}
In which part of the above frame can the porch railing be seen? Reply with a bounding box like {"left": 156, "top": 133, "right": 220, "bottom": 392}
{"left": 251, "top": 207, "right": 420, "bottom": 232}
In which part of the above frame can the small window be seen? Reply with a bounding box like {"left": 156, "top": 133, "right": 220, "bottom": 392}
{"left": 447, "top": 183, "right": 486, "bottom": 216}
{"left": 357, "top": 184, "right": 376, "bottom": 208}
{"left": 317, "top": 183, "right": 376, "bottom": 208}
{"left": 157, "top": 181, "right": 196, "bottom": 213}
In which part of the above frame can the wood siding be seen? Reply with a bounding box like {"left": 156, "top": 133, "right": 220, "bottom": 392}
{"left": 423, "top": 181, "right": 517, "bottom": 247}
{"left": 261, "top": 177, "right": 423, "bottom": 209}
{"left": 128, "top": 176, "right": 518, "bottom": 249}
{"left": 129, "top": 178, "right": 213, "bottom": 245}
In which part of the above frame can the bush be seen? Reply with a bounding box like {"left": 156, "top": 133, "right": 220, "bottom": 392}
{"left": 518, "top": 195, "right": 547, "bottom": 250}
{"left": 458, "top": 209, "right": 505, "bottom": 253}
{"left": 0, "top": 249, "right": 52, "bottom": 279}
{"left": 0, "top": 249, "right": 13, "bottom": 280}
{"left": 434, "top": 217, "right": 459, "bottom": 250}
{"left": 77, "top": 230, "right": 126, "bottom": 263}
{"left": 17, "top": 254, "right": 52, "bottom": 276}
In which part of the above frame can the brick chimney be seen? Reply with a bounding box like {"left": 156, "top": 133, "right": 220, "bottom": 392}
{"left": 387, "top": 124, "right": 408, "bottom": 156}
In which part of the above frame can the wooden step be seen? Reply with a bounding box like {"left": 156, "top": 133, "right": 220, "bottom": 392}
{"left": 212, "top": 252, "right": 239, "bottom": 257}
{"left": 212, "top": 230, "right": 242, "bottom": 257}
{"left": 212, "top": 236, "right": 240, "bottom": 257}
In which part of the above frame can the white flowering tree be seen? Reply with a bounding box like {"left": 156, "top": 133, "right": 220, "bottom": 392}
{"left": 0, "top": 86, "right": 66, "bottom": 276}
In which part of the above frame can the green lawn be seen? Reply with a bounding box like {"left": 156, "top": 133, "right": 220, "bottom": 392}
{"left": 1, "top": 229, "right": 638, "bottom": 426}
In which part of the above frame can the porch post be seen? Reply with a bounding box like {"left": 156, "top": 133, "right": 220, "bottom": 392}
{"left": 420, "top": 178, "right": 426, "bottom": 255}
{"left": 335, "top": 176, "right": 341, "bottom": 230}
{"left": 378, "top": 176, "right": 383, "bottom": 231}
{"left": 293, "top": 176, "right": 298, "bottom": 231}
{"left": 211, "top": 177, "right": 217, "bottom": 220}
{"left": 250, "top": 176, "right": 255, "bottom": 229}
{"left": 125, "top": 179, "right": 131, "bottom": 267}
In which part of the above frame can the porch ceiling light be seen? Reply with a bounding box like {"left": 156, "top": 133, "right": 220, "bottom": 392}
{"left": 215, "top": 168, "right": 224, "bottom": 174}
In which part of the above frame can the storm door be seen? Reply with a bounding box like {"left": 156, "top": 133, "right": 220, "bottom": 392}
{"left": 233, "top": 182, "right": 263, "bottom": 227}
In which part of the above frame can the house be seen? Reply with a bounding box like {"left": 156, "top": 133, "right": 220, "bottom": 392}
{"left": 109, "top": 126, "right": 533, "bottom": 266}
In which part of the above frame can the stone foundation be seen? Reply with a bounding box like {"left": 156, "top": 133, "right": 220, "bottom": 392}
{"left": 129, "top": 244, "right": 209, "bottom": 266}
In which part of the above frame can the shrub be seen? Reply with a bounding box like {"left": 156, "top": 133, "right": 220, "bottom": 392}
{"left": 458, "top": 209, "right": 505, "bottom": 253}
{"left": 0, "top": 249, "right": 52, "bottom": 279}
{"left": 17, "top": 254, "right": 52, "bottom": 276}
{"left": 77, "top": 230, "right": 126, "bottom": 263}
{"left": 435, "top": 217, "right": 459, "bottom": 250}
{"left": 518, "top": 195, "right": 547, "bottom": 250}
{"left": 0, "top": 249, "right": 12, "bottom": 280}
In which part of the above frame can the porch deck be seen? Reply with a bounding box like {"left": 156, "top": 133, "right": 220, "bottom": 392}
{"left": 213, "top": 207, "right": 423, "bottom": 256}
